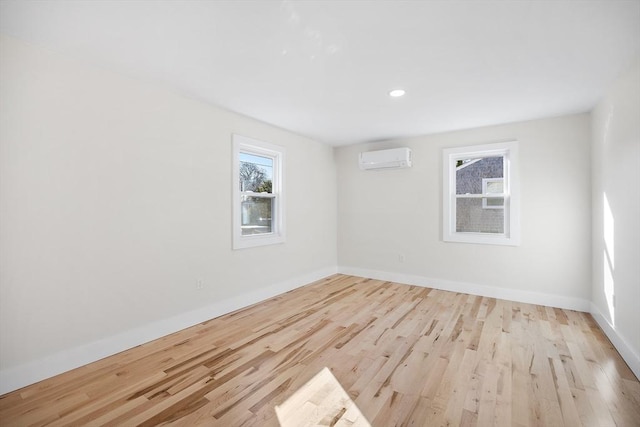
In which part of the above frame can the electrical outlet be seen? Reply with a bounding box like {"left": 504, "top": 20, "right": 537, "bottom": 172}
{"left": 398, "top": 254, "right": 405, "bottom": 263}
{"left": 196, "top": 279, "right": 205, "bottom": 290}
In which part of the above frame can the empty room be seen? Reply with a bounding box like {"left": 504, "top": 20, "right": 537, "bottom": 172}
{"left": 1, "top": 1, "right": 639, "bottom": 426}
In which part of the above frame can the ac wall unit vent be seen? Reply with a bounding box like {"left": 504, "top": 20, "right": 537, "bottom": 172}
{"left": 359, "top": 147, "right": 412, "bottom": 170}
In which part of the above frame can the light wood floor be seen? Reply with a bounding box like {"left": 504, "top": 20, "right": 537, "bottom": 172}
{"left": 1, "top": 274, "right": 639, "bottom": 426}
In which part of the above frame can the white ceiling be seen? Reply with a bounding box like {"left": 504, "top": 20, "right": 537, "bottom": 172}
{"left": 1, "top": 1, "right": 639, "bottom": 146}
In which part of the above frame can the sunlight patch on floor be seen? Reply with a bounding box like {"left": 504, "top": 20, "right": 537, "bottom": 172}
{"left": 275, "top": 367, "right": 371, "bottom": 426}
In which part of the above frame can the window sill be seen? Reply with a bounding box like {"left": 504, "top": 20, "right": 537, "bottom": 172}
{"left": 443, "top": 232, "right": 520, "bottom": 246}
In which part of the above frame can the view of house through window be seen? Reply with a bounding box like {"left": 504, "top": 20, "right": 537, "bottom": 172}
{"left": 482, "top": 178, "right": 504, "bottom": 209}
{"left": 240, "top": 153, "right": 274, "bottom": 236}
{"left": 443, "top": 141, "right": 519, "bottom": 246}
{"left": 455, "top": 156, "right": 505, "bottom": 233}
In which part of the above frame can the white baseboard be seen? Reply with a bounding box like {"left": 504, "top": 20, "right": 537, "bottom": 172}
{"left": 0, "top": 266, "right": 338, "bottom": 395}
{"left": 339, "top": 266, "right": 640, "bottom": 379}
{"left": 6, "top": 267, "right": 636, "bottom": 396}
{"left": 338, "top": 266, "right": 591, "bottom": 312}
{"left": 590, "top": 303, "right": 640, "bottom": 380}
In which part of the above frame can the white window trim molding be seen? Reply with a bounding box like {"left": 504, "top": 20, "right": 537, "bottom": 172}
{"left": 442, "top": 141, "right": 520, "bottom": 246}
{"left": 232, "top": 134, "right": 286, "bottom": 249}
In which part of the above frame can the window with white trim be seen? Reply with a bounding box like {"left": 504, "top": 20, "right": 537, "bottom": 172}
{"left": 442, "top": 141, "right": 520, "bottom": 246}
{"left": 232, "top": 134, "right": 285, "bottom": 249}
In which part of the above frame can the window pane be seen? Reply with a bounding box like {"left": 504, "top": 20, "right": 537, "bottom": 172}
{"left": 485, "top": 180, "right": 503, "bottom": 194}
{"left": 239, "top": 153, "right": 273, "bottom": 193}
{"left": 241, "top": 196, "right": 273, "bottom": 235}
{"left": 456, "top": 156, "right": 503, "bottom": 195}
{"left": 485, "top": 197, "right": 505, "bottom": 208}
{"left": 483, "top": 178, "right": 504, "bottom": 209}
{"left": 456, "top": 198, "right": 504, "bottom": 233}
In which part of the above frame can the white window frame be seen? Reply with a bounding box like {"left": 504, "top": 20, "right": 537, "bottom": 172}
{"left": 442, "top": 141, "right": 520, "bottom": 246}
{"left": 232, "top": 134, "right": 285, "bottom": 249}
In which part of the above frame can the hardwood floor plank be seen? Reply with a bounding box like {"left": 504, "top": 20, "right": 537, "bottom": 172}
{"left": 1, "top": 274, "right": 638, "bottom": 426}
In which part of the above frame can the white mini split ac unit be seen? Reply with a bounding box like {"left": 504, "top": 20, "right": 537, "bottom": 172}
{"left": 359, "top": 147, "right": 412, "bottom": 170}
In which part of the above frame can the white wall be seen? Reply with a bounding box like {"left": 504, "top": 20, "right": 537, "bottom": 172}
{"left": 591, "top": 57, "right": 640, "bottom": 378}
{"left": 336, "top": 114, "right": 592, "bottom": 310}
{"left": 2, "top": 30, "right": 636, "bottom": 394}
{"left": 0, "top": 35, "right": 337, "bottom": 392}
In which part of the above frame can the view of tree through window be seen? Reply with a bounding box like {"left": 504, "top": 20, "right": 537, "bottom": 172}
{"left": 239, "top": 153, "right": 274, "bottom": 236}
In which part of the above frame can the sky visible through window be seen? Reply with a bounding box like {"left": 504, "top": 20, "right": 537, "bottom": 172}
{"left": 240, "top": 152, "right": 273, "bottom": 180}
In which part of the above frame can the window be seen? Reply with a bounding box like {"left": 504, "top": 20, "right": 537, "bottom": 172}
{"left": 442, "top": 141, "right": 520, "bottom": 246}
{"left": 232, "top": 134, "right": 285, "bottom": 249}
{"left": 482, "top": 178, "right": 504, "bottom": 209}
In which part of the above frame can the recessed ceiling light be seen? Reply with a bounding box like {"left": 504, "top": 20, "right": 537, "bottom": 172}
{"left": 389, "top": 89, "right": 406, "bottom": 97}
